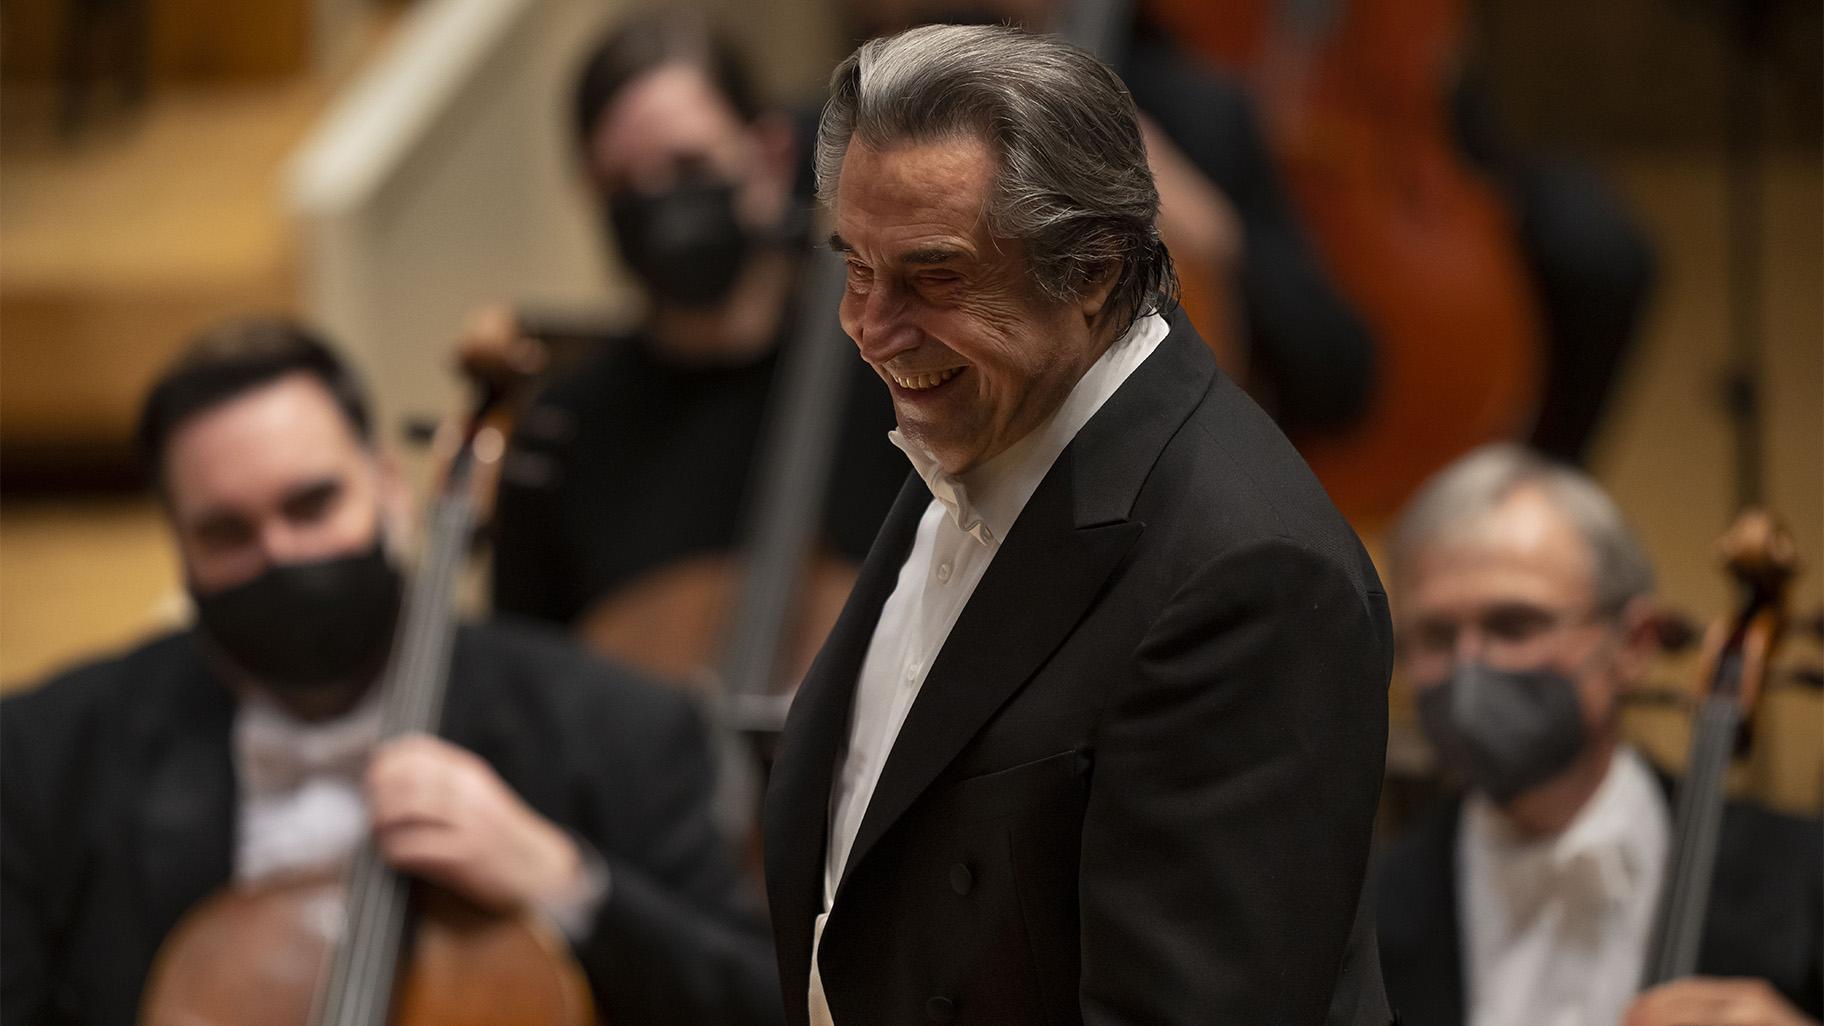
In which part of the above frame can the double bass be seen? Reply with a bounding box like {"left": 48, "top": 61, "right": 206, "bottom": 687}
{"left": 1145, "top": 0, "right": 1545, "bottom": 526}
{"left": 140, "top": 385, "right": 594, "bottom": 1025}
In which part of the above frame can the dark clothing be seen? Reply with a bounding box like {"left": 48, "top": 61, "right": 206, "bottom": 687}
{"left": 491, "top": 330, "right": 903, "bottom": 627}
{"left": 1376, "top": 781, "right": 1824, "bottom": 1026}
{"left": 0, "top": 621, "right": 783, "bottom": 1026}
{"left": 766, "top": 310, "right": 1395, "bottom": 1025}
{"left": 1122, "top": 32, "right": 1379, "bottom": 438}
{"left": 1452, "top": 76, "right": 1659, "bottom": 464}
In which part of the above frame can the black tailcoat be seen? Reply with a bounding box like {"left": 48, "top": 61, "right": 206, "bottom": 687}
{"left": 764, "top": 312, "right": 1396, "bottom": 1025}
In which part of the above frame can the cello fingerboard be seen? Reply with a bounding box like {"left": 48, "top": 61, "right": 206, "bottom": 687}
{"left": 1642, "top": 693, "right": 1739, "bottom": 987}
{"left": 314, "top": 487, "right": 476, "bottom": 1026}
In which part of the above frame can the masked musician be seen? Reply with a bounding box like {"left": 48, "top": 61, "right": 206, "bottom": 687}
{"left": 480, "top": 11, "right": 904, "bottom": 634}
{"left": 0, "top": 319, "right": 783, "bottom": 1026}
{"left": 1378, "top": 444, "right": 1821, "bottom": 1026}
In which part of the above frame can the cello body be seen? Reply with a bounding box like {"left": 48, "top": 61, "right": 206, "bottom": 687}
{"left": 139, "top": 398, "right": 599, "bottom": 1026}
{"left": 1147, "top": 0, "right": 1544, "bottom": 526}
{"left": 141, "top": 876, "right": 595, "bottom": 1026}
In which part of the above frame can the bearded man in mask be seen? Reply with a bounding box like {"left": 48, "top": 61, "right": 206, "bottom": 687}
{"left": 1377, "top": 444, "right": 1821, "bottom": 1026}
{"left": 479, "top": 11, "right": 903, "bottom": 633}
{"left": 0, "top": 319, "right": 783, "bottom": 1026}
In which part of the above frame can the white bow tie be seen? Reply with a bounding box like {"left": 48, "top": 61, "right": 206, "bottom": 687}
{"left": 1505, "top": 839, "right": 1636, "bottom": 927}
{"left": 235, "top": 694, "right": 383, "bottom": 798}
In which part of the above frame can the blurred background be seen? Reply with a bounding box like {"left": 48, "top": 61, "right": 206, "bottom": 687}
{"left": 1, "top": 0, "right": 1819, "bottom": 814}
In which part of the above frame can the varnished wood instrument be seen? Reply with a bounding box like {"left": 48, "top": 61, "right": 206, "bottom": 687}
{"left": 1641, "top": 509, "right": 1798, "bottom": 987}
{"left": 140, "top": 383, "right": 594, "bottom": 1026}
{"left": 1058, "top": 0, "right": 1242, "bottom": 374}
{"left": 1143, "top": 0, "right": 1545, "bottom": 527}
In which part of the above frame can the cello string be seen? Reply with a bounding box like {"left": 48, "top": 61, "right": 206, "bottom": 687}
{"left": 322, "top": 447, "right": 482, "bottom": 1023}
{"left": 1652, "top": 696, "right": 1735, "bottom": 983}
{"left": 339, "top": 494, "right": 473, "bottom": 1023}
{"left": 1669, "top": 710, "right": 1714, "bottom": 976}
{"left": 1678, "top": 701, "right": 1735, "bottom": 972}
{"left": 327, "top": 559, "right": 435, "bottom": 1025}
{"left": 1649, "top": 698, "right": 1708, "bottom": 983}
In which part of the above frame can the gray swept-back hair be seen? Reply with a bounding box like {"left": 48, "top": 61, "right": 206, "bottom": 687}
{"left": 816, "top": 23, "right": 1178, "bottom": 334}
{"left": 1390, "top": 444, "right": 1656, "bottom": 614}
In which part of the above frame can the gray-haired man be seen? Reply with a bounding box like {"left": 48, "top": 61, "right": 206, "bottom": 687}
{"left": 763, "top": 25, "right": 1394, "bottom": 1025}
{"left": 1377, "top": 444, "right": 1820, "bottom": 1026}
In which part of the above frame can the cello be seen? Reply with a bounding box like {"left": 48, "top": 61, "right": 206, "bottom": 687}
{"left": 1641, "top": 508, "right": 1799, "bottom": 988}
{"left": 139, "top": 382, "right": 594, "bottom": 1025}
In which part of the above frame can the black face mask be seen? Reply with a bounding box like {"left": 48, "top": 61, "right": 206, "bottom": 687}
{"left": 190, "top": 542, "right": 403, "bottom": 692}
{"left": 607, "top": 178, "right": 753, "bottom": 309}
{"left": 1416, "top": 662, "right": 1587, "bottom": 805}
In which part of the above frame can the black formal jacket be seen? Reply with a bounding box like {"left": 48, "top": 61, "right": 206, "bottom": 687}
{"left": 0, "top": 620, "right": 783, "bottom": 1026}
{"left": 1377, "top": 777, "right": 1824, "bottom": 1026}
{"left": 764, "top": 312, "right": 1396, "bottom": 1026}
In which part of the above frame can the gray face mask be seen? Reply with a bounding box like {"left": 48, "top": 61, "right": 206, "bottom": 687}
{"left": 1416, "top": 662, "right": 1587, "bottom": 804}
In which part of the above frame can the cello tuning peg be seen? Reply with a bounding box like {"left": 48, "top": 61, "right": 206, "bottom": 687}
{"left": 1650, "top": 609, "right": 1702, "bottom": 653}
{"left": 1720, "top": 509, "right": 1799, "bottom": 590}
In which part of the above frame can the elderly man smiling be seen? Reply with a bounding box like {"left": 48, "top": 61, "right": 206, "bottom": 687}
{"left": 763, "top": 24, "right": 1395, "bottom": 1026}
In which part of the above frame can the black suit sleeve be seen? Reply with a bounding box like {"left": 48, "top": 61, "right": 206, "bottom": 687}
{"left": 572, "top": 688, "right": 784, "bottom": 1026}
{"left": 1078, "top": 538, "right": 1390, "bottom": 1023}
{"left": 1, "top": 694, "right": 54, "bottom": 1025}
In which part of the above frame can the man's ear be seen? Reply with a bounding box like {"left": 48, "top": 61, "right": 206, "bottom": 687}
{"left": 1076, "top": 262, "right": 1122, "bottom": 325}
{"left": 1612, "top": 594, "right": 1660, "bottom": 688}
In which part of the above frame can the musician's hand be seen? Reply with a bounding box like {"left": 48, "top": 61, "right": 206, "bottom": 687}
{"left": 1624, "top": 977, "right": 1816, "bottom": 1026}
{"left": 367, "top": 734, "right": 582, "bottom": 913}
{"left": 456, "top": 302, "right": 546, "bottom": 391}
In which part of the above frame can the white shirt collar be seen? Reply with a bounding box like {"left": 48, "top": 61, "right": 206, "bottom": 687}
{"left": 235, "top": 685, "right": 386, "bottom": 799}
{"left": 890, "top": 312, "right": 1169, "bottom": 547}
{"left": 1464, "top": 745, "right": 1664, "bottom": 918}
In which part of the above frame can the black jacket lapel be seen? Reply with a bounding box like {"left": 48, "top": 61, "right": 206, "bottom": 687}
{"left": 1379, "top": 799, "right": 1467, "bottom": 1026}
{"left": 837, "top": 462, "right": 1141, "bottom": 890}
{"left": 764, "top": 472, "right": 928, "bottom": 977}
{"left": 838, "top": 312, "right": 1216, "bottom": 892}
{"left": 134, "top": 636, "right": 238, "bottom": 947}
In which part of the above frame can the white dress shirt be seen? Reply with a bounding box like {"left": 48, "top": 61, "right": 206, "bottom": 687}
{"left": 1458, "top": 746, "right": 1670, "bottom": 1026}
{"left": 809, "top": 312, "right": 1168, "bottom": 1025}
{"left": 232, "top": 684, "right": 608, "bottom": 940}
{"left": 234, "top": 687, "right": 383, "bottom": 885}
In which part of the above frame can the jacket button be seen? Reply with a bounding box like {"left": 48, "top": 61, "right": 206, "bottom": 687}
{"left": 949, "top": 862, "right": 974, "bottom": 895}
{"left": 926, "top": 996, "right": 956, "bottom": 1023}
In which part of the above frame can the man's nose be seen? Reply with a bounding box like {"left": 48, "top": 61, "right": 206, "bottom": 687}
{"left": 1452, "top": 626, "right": 1490, "bottom": 668}
{"left": 256, "top": 522, "right": 313, "bottom": 566}
{"left": 852, "top": 280, "right": 916, "bottom": 365}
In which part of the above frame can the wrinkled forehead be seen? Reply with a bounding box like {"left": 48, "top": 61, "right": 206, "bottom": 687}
{"left": 162, "top": 375, "right": 371, "bottom": 520}
{"left": 832, "top": 135, "right": 1001, "bottom": 255}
